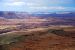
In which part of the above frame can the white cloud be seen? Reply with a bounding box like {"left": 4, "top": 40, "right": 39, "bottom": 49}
{"left": 48, "top": 6, "right": 66, "bottom": 10}
{"left": 5, "top": 0, "right": 22, "bottom": 2}
{"left": 30, "top": 6, "right": 66, "bottom": 10}
{"left": 4, "top": 1, "right": 39, "bottom": 6}
{"left": 6, "top": 2, "right": 25, "bottom": 6}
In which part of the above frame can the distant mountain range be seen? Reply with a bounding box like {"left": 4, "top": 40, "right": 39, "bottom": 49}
{"left": 0, "top": 11, "right": 75, "bottom": 26}
{"left": 0, "top": 11, "right": 75, "bottom": 19}
{"left": 0, "top": 11, "right": 32, "bottom": 19}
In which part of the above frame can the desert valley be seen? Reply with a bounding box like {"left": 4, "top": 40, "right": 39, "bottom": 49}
{"left": 0, "top": 11, "right": 75, "bottom": 50}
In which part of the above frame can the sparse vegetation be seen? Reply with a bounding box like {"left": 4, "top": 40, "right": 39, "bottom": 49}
{"left": 0, "top": 26, "right": 75, "bottom": 50}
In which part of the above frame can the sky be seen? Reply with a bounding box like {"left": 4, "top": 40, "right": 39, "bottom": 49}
{"left": 0, "top": 0, "right": 75, "bottom": 12}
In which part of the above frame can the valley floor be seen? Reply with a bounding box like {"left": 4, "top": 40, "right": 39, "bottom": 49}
{"left": 0, "top": 25, "right": 75, "bottom": 50}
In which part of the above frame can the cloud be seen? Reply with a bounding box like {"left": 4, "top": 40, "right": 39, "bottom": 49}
{"left": 30, "top": 6, "right": 66, "bottom": 10}
{"left": 0, "top": 0, "right": 74, "bottom": 12}
{"left": 6, "top": 2, "right": 25, "bottom": 6}
{"left": 4, "top": 1, "right": 40, "bottom": 6}
{"left": 48, "top": 6, "right": 66, "bottom": 10}
{"left": 29, "top": 6, "right": 75, "bottom": 12}
{"left": 2, "top": 0, "right": 22, "bottom": 2}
